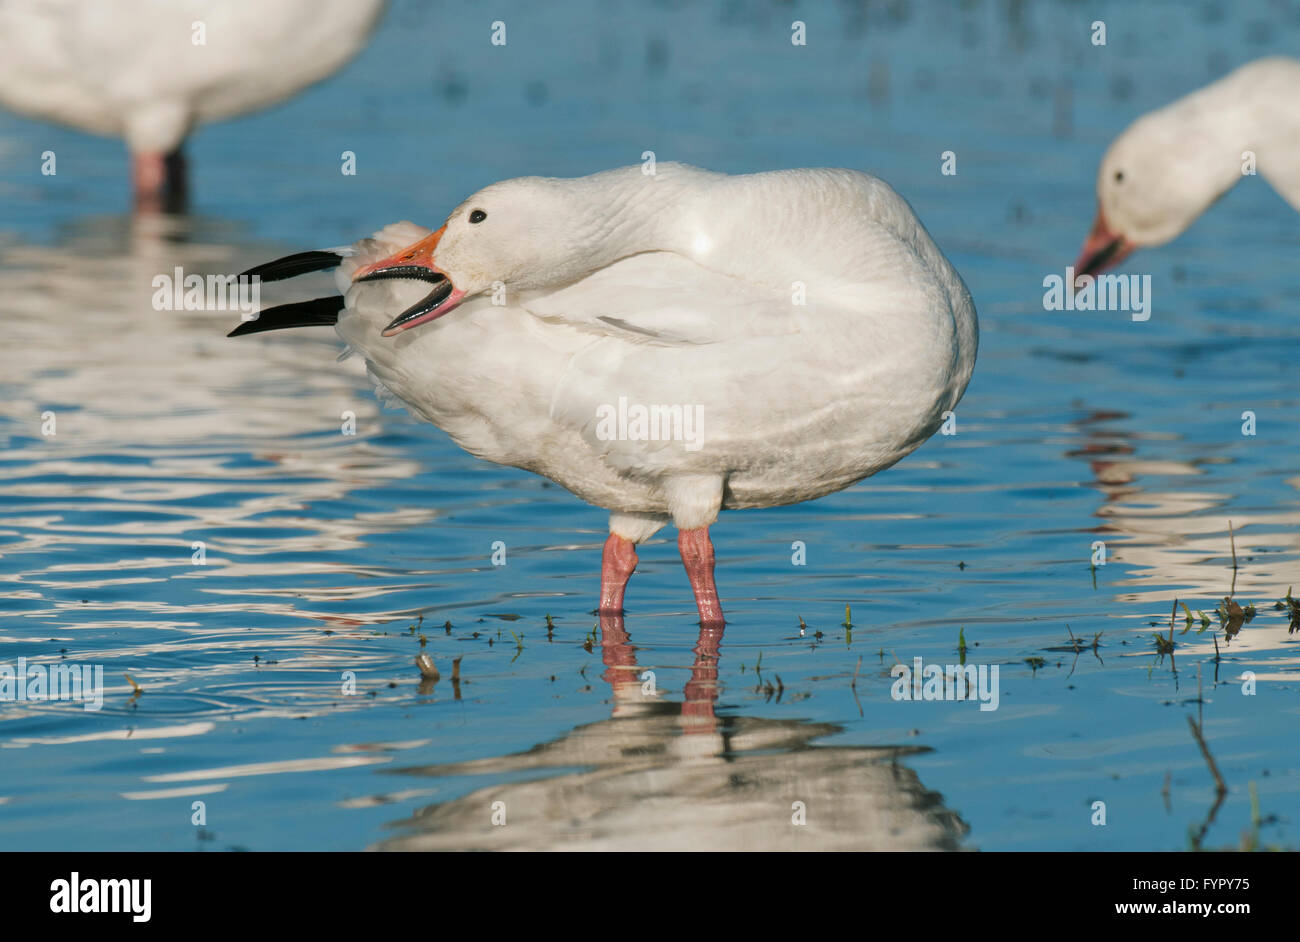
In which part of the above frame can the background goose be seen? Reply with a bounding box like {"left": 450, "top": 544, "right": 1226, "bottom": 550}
{"left": 0, "top": 0, "right": 385, "bottom": 211}
{"left": 1076, "top": 56, "right": 1300, "bottom": 276}
{"left": 231, "top": 163, "right": 978, "bottom": 627}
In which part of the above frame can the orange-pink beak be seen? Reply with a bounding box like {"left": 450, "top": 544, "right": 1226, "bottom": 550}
{"left": 1073, "top": 205, "right": 1136, "bottom": 279}
{"left": 353, "top": 225, "right": 467, "bottom": 336}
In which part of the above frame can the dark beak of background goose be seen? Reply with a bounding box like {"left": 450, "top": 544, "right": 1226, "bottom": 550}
{"left": 1073, "top": 206, "right": 1136, "bottom": 281}
{"left": 352, "top": 225, "right": 467, "bottom": 336}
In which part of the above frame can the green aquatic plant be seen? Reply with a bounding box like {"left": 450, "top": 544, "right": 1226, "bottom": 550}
{"left": 1276, "top": 587, "right": 1300, "bottom": 633}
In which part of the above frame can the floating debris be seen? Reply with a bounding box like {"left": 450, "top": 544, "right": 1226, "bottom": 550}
{"left": 415, "top": 653, "right": 439, "bottom": 680}
{"left": 1217, "top": 597, "right": 1252, "bottom": 638}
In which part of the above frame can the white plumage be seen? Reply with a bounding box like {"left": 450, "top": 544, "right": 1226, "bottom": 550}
{"left": 238, "top": 163, "right": 978, "bottom": 623}
{"left": 1076, "top": 56, "right": 1300, "bottom": 276}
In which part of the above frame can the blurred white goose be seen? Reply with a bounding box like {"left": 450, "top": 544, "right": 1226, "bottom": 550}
{"left": 1076, "top": 56, "right": 1300, "bottom": 276}
{"left": 231, "top": 163, "right": 977, "bottom": 626}
{"left": 0, "top": 0, "right": 385, "bottom": 210}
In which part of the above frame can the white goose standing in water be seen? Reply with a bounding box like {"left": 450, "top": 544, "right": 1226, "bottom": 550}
{"left": 231, "top": 164, "right": 977, "bottom": 626}
{"left": 0, "top": 0, "right": 386, "bottom": 210}
{"left": 1076, "top": 56, "right": 1300, "bottom": 276}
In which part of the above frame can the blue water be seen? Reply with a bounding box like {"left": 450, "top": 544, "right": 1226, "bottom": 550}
{"left": 1, "top": 0, "right": 1298, "bottom": 851}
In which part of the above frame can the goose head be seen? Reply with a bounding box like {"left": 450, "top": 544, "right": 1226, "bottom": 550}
{"left": 354, "top": 175, "right": 643, "bottom": 336}
{"left": 1075, "top": 106, "right": 1242, "bottom": 278}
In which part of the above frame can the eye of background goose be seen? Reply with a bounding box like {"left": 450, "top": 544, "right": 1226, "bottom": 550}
{"left": 469, "top": 209, "right": 487, "bottom": 223}
{"left": 1113, "top": 170, "right": 1124, "bottom": 183}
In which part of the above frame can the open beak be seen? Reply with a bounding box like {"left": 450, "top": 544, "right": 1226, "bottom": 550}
{"left": 1073, "top": 205, "right": 1136, "bottom": 279}
{"left": 352, "top": 225, "right": 467, "bottom": 336}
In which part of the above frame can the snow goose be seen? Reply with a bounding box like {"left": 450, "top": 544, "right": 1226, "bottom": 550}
{"left": 230, "top": 163, "right": 978, "bottom": 627}
{"left": 1076, "top": 56, "right": 1300, "bottom": 276}
{"left": 0, "top": 0, "right": 385, "bottom": 211}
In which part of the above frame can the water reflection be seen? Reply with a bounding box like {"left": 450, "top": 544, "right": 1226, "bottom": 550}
{"left": 1067, "top": 408, "right": 1300, "bottom": 678}
{"left": 376, "top": 617, "right": 970, "bottom": 851}
{"left": 0, "top": 215, "right": 435, "bottom": 631}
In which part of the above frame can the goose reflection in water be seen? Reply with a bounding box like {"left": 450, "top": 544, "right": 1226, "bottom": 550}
{"left": 375, "top": 616, "right": 970, "bottom": 851}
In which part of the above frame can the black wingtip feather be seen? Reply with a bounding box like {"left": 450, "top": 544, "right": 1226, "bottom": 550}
{"left": 240, "top": 250, "right": 343, "bottom": 283}
{"left": 227, "top": 296, "right": 345, "bottom": 337}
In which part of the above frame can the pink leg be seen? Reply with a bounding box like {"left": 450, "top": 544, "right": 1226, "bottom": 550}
{"left": 599, "top": 533, "right": 638, "bottom": 614}
{"left": 132, "top": 149, "right": 187, "bottom": 213}
{"left": 678, "top": 527, "right": 724, "bottom": 627}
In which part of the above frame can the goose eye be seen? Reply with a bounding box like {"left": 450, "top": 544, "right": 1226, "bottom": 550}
{"left": 1113, "top": 170, "right": 1124, "bottom": 183}
{"left": 469, "top": 209, "right": 487, "bottom": 223}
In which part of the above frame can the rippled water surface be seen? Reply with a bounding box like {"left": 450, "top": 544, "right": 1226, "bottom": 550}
{"left": 2, "top": 0, "right": 1298, "bottom": 851}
